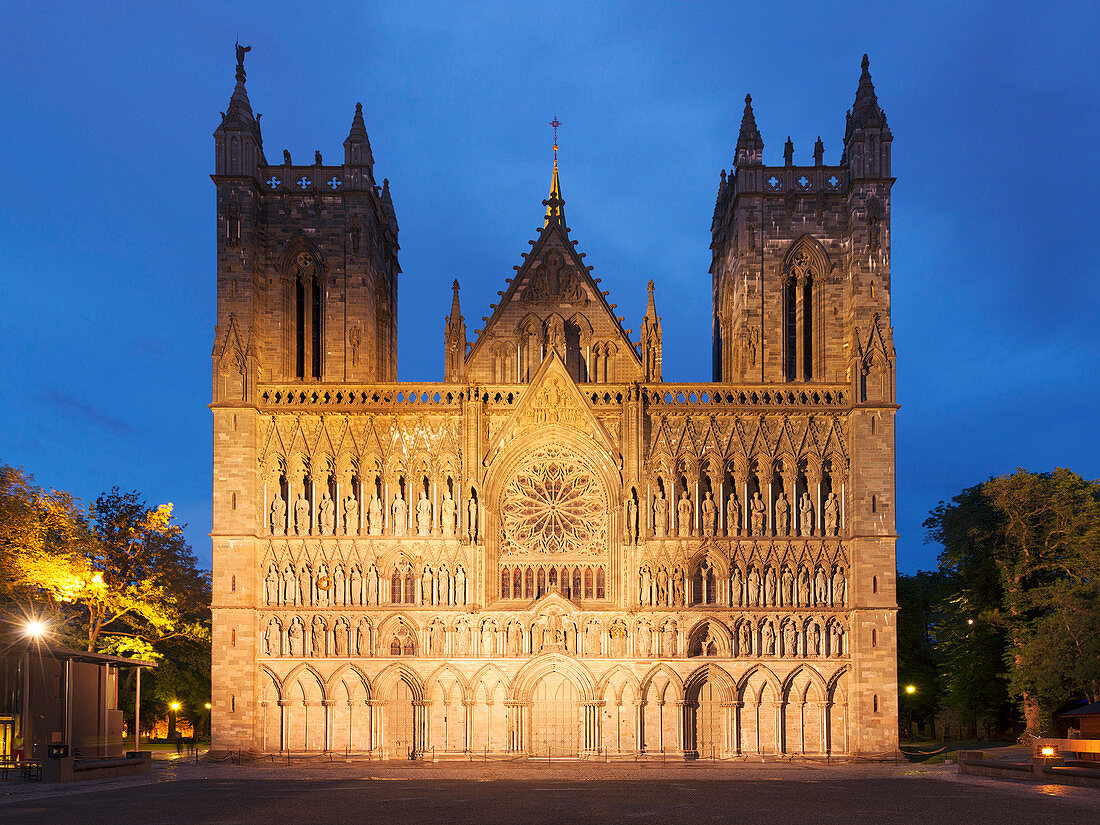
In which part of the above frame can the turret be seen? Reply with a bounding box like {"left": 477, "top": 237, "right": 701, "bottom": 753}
{"left": 842, "top": 54, "right": 892, "bottom": 179}
{"left": 343, "top": 102, "right": 375, "bottom": 190}
{"left": 444, "top": 279, "right": 467, "bottom": 383}
{"left": 734, "top": 94, "right": 763, "bottom": 168}
{"left": 640, "top": 279, "right": 663, "bottom": 382}
{"left": 213, "top": 43, "right": 264, "bottom": 178}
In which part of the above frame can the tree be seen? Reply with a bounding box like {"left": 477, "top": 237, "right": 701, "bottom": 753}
{"left": 926, "top": 468, "right": 1100, "bottom": 734}
{"left": 896, "top": 571, "right": 950, "bottom": 736}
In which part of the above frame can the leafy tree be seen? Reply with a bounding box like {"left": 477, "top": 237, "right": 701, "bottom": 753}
{"left": 926, "top": 468, "right": 1100, "bottom": 734}
{"left": 896, "top": 570, "right": 949, "bottom": 736}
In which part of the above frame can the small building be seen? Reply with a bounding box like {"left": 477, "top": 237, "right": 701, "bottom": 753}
{"left": 1059, "top": 702, "right": 1100, "bottom": 741}
{"left": 1, "top": 638, "right": 154, "bottom": 763}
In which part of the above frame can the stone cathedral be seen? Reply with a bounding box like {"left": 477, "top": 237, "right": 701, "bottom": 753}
{"left": 210, "top": 47, "right": 898, "bottom": 759}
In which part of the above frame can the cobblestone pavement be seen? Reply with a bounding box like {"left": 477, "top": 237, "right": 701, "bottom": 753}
{"left": 2, "top": 759, "right": 1098, "bottom": 824}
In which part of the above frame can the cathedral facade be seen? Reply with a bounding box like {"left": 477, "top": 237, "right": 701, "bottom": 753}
{"left": 210, "top": 49, "right": 898, "bottom": 759}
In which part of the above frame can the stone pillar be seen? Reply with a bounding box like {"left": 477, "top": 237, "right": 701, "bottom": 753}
{"left": 771, "top": 702, "right": 784, "bottom": 755}
{"left": 322, "top": 699, "right": 337, "bottom": 752}
{"left": 277, "top": 699, "right": 290, "bottom": 752}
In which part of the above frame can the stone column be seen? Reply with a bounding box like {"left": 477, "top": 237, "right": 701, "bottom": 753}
{"left": 277, "top": 699, "right": 291, "bottom": 752}
{"left": 322, "top": 699, "right": 337, "bottom": 753}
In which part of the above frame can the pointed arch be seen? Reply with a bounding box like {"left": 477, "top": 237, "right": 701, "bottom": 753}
{"left": 372, "top": 662, "right": 425, "bottom": 702}
{"left": 424, "top": 663, "right": 469, "bottom": 702}
{"left": 683, "top": 663, "right": 737, "bottom": 704}
{"left": 736, "top": 663, "right": 782, "bottom": 702}
{"left": 639, "top": 662, "right": 685, "bottom": 704}
{"left": 511, "top": 653, "right": 596, "bottom": 703}
{"left": 781, "top": 234, "right": 830, "bottom": 382}
{"left": 782, "top": 664, "right": 829, "bottom": 703}
{"left": 595, "top": 664, "right": 643, "bottom": 700}
{"left": 283, "top": 662, "right": 327, "bottom": 701}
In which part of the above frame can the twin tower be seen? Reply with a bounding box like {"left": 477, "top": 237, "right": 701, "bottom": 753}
{"left": 210, "top": 47, "right": 898, "bottom": 760}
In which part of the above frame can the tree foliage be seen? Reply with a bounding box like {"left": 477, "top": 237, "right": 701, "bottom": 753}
{"left": 923, "top": 468, "right": 1100, "bottom": 733}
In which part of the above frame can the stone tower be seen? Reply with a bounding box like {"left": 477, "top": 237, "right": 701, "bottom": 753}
{"left": 210, "top": 49, "right": 898, "bottom": 759}
{"left": 709, "top": 55, "right": 897, "bottom": 753}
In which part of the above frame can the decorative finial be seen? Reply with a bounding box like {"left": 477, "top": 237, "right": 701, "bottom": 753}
{"left": 235, "top": 41, "right": 251, "bottom": 84}
{"left": 452, "top": 279, "right": 460, "bottom": 293}
{"left": 861, "top": 53, "right": 870, "bottom": 72}
{"left": 550, "top": 116, "right": 561, "bottom": 167}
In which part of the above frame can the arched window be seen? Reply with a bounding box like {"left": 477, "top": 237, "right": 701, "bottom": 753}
{"left": 782, "top": 240, "right": 825, "bottom": 382}
{"left": 501, "top": 568, "right": 510, "bottom": 599}
{"left": 572, "top": 568, "right": 582, "bottom": 599}
{"left": 548, "top": 567, "right": 558, "bottom": 590}
{"left": 390, "top": 637, "right": 401, "bottom": 656}
{"left": 706, "top": 641, "right": 717, "bottom": 657}
{"left": 872, "top": 494, "right": 877, "bottom": 513}
{"left": 537, "top": 567, "right": 546, "bottom": 597}
{"left": 584, "top": 567, "right": 593, "bottom": 599}
{"left": 596, "top": 568, "right": 605, "bottom": 599}
{"left": 873, "top": 575, "right": 878, "bottom": 594}
{"left": 524, "top": 568, "right": 534, "bottom": 599}
{"left": 390, "top": 570, "right": 402, "bottom": 603}
{"left": 706, "top": 567, "right": 716, "bottom": 604}
{"left": 284, "top": 242, "right": 324, "bottom": 381}
{"left": 404, "top": 572, "right": 415, "bottom": 603}
{"left": 513, "top": 568, "right": 522, "bottom": 599}
{"left": 872, "top": 628, "right": 878, "bottom": 648}
{"left": 693, "top": 569, "right": 704, "bottom": 605}
{"left": 402, "top": 635, "right": 414, "bottom": 656}
{"left": 873, "top": 694, "right": 879, "bottom": 713}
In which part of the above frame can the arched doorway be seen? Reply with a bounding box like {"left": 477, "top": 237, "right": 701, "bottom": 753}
{"left": 529, "top": 673, "right": 581, "bottom": 757}
{"left": 387, "top": 680, "right": 416, "bottom": 758}
{"left": 687, "top": 677, "right": 723, "bottom": 759}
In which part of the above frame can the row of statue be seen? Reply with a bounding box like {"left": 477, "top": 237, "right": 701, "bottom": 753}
{"left": 626, "top": 490, "right": 841, "bottom": 542}
{"left": 638, "top": 564, "right": 846, "bottom": 608}
{"left": 263, "top": 562, "right": 468, "bottom": 607}
{"left": 269, "top": 488, "right": 479, "bottom": 542}
{"left": 261, "top": 613, "right": 848, "bottom": 660}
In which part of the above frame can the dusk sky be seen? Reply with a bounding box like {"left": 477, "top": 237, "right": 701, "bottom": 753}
{"left": 2, "top": 1, "right": 1097, "bottom": 574}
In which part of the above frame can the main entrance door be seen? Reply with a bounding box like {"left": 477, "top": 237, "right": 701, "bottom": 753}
{"left": 530, "top": 673, "right": 581, "bottom": 757}
{"left": 387, "top": 681, "right": 416, "bottom": 757}
{"left": 691, "top": 679, "right": 723, "bottom": 758}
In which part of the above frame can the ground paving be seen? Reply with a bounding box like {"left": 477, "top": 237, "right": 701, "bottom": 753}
{"left": 2, "top": 758, "right": 1097, "bottom": 824}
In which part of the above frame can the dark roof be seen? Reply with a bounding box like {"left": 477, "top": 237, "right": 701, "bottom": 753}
{"left": 1059, "top": 702, "right": 1100, "bottom": 718}
{"left": 4, "top": 638, "right": 157, "bottom": 668}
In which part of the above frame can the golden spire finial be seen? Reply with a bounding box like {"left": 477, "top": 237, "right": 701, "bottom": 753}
{"left": 545, "top": 117, "right": 564, "bottom": 227}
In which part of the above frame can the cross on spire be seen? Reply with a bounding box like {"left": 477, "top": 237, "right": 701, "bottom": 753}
{"left": 550, "top": 117, "right": 561, "bottom": 166}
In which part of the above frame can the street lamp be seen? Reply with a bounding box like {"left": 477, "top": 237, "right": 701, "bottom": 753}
{"left": 905, "top": 685, "right": 916, "bottom": 741}
{"left": 23, "top": 618, "right": 48, "bottom": 640}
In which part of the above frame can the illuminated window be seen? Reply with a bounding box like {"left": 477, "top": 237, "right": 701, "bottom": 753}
{"left": 596, "top": 568, "right": 606, "bottom": 600}
{"left": 391, "top": 571, "right": 402, "bottom": 603}
{"left": 501, "top": 568, "right": 510, "bottom": 599}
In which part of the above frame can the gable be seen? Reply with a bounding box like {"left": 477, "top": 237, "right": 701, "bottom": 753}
{"left": 465, "top": 221, "right": 643, "bottom": 383}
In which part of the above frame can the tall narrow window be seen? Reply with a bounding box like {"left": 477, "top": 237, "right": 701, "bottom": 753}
{"left": 311, "top": 279, "right": 323, "bottom": 379}
{"left": 802, "top": 277, "right": 814, "bottom": 380}
{"left": 596, "top": 568, "right": 606, "bottom": 600}
{"left": 784, "top": 280, "right": 797, "bottom": 381}
{"left": 295, "top": 278, "right": 306, "bottom": 379}
{"left": 501, "top": 569, "right": 510, "bottom": 599}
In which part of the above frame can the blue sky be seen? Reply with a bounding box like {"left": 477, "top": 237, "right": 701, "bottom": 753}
{"left": 1, "top": 1, "right": 1097, "bottom": 573}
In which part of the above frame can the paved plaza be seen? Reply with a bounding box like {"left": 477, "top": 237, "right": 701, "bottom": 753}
{"left": 2, "top": 760, "right": 1098, "bottom": 824}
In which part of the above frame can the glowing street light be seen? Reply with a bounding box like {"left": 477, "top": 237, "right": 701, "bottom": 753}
{"left": 1041, "top": 746, "right": 1055, "bottom": 757}
{"left": 170, "top": 701, "right": 181, "bottom": 712}
{"left": 906, "top": 685, "right": 916, "bottom": 695}
{"left": 23, "top": 619, "right": 48, "bottom": 640}
{"left": 904, "top": 685, "right": 917, "bottom": 741}
{"left": 204, "top": 703, "right": 211, "bottom": 710}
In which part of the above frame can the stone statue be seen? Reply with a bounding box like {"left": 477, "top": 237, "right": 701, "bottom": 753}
{"left": 421, "top": 565, "right": 433, "bottom": 605}
{"left": 775, "top": 492, "right": 791, "bottom": 536}
{"left": 784, "top": 622, "right": 796, "bottom": 658}
{"left": 832, "top": 567, "right": 846, "bottom": 606}
{"left": 441, "top": 491, "right": 456, "bottom": 537}
{"left": 750, "top": 492, "right": 766, "bottom": 535}
{"left": 747, "top": 567, "right": 760, "bottom": 607}
{"left": 368, "top": 494, "right": 383, "bottom": 535}
{"left": 366, "top": 564, "right": 378, "bottom": 605}
{"left": 468, "top": 495, "right": 478, "bottom": 543}
{"left": 333, "top": 622, "right": 348, "bottom": 657}
{"left": 653, "top": 490, "right": 669, "bottom": 537}
{"left": 824, "top": 492, "right": 840, "bottom": 536}
{"left": 677, "top": 491, "right": 693, "bottom": 537}
{"left": 701, "top": 491, "right": 717, "bottom": 537}
{"left": 236, "top": 41, "right": 251, "bottom": 71}
{"left": 586, "top": 622, "right": 601, "bottom": 657}
{"left": 344, "top": 493, "right": 359, "bottom": 535}
{"left": 661, "top": 623, "right": 676, "bottom": 657}
{"left": 782, "top": 567, "right": 794, "bottom": 606}
{"left": 311, "top": 619, "right": 325, "bottom": 657}
{"left": 481, "top": 623, "right": 496, "bottom": 656}
{"left": 799, "top": 493, "right": 815, "bottom": 536}
{"left": 739, "top": 623, "right": 751, "bottom": 656}
{"left": 672, "top": 567, "right": 685, "bottom": 606}
{"left": 283, "top": 149, "right": 292, "bottom": 165}
{"left": 765, "top": 567, "right": 777, "bottom": 606}
{"left": 811, "top": 623, "right": 822, "bottom": 657}
{"left": 298, "top": 564, "right": 312, "bottom": 606}
{"left": 318, "top": 491, "right": 335, "bottom": 535}
{"left": 431, "top": 622, "right": 445, "bottom": 656}
{"left": 270, "top": 493, "right": 286, "bottom": 535}
{"left": 506, "top": 624, "right": 520, "bottom": 657}
{"left": 293, "top": 493, "right": 309, "bottom": 536}
{"left": 416, "top": 491, "right": 432, "bottom": 536}
{"left": 731, "top": 566, "right": 743, "bottom": 606}
{"left": 726, "top": 493, "right": 741, "bottom": 536}
{"left": 763, "top": 622, "right": 776, "bottom": 656}
{"left": 264, "top": 620, "right": 279, "bottom": 656}
{"left": 288, "top": 622, "right": 303, "bottom": 656}
{"left": 640, "top": 566, "right": 652, "bottom": 605}
{"left": 636, "top": 624, "right": 651, "bottom": 658}
{"left": 314, "top": 149, "right": 323, "bottom": 165}
{"left": 316, "top": 563, "right": 330, "bottom": 606}
{"left": 610, "top": 624, "right": 625, "bottom": 658}
{"left": 438, "top": 566, "right": 450, "bottom": 605}
{"left": 283, "top": 565, "right": 296, "bottom": 604}
{"left": 355, "top": 619, "right": 370, "bottom": 656}
{"left": 455, "top": 566, "right": 467, "bottom": 605}
{"left": 391, "top": 491, "right": 407, "bottom": 536}
{"left": 349, "top": 565, "right": 362, "bottom": 605}
{"left": 625, "top": 495, "right": 638, "bottom": 544}
{"left": 798, "top": 568, "right": 811, "bottom": 606}
{"left": 264, "top": 565, "right": 278, "bottom": 604}
{"left": 656, "top": 567, "right": 668, "bottom": 605}
{"left": 815, "top": 567, "right": 828, "bottom": 606}
{"left": 456, "top": 623, "right": 470, "bottom": 655}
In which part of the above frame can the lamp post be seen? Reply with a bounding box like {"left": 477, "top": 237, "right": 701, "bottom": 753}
{"left": 905, "top": 685, "right": 916, "bottom": 741}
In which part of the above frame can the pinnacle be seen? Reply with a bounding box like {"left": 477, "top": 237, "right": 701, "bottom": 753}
{"left": 848, "top": 53, "right": 887, "bottom": 132}
{"left": 735, "top": 92, "right": 763, "bottom": 163}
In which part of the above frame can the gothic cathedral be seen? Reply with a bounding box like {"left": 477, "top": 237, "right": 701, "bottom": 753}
{"left": 211, "top": 49, "right": 898, "bottom": 758}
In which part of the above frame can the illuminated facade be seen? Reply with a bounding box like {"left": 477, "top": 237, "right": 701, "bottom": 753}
{"left": 210, "top": 49, "right": 898, "bottom": 758}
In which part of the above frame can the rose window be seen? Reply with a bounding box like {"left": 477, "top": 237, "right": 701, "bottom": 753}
{"left": 501, "top": 444, "right": 607, "bottom": 556}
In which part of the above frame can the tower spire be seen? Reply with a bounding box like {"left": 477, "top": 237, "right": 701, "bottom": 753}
{"left": 545, "top": 117, "right": 566, "bottom": 228}
{"left": 640, "top": 279, "right": 663, "bottom": 382}
{"left": 842, "top": 54, "right": 892, "bottom": 175}
{"left": 444, "top": 278, "right": 467, "bottom": 382}
{"left": 735, "top": 94, "right": 763, "bottom": 166}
